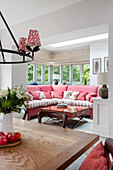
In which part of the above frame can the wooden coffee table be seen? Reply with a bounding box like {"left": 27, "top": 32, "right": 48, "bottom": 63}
{"left": 38, "top": 105, "right": 90, "bottom": 128}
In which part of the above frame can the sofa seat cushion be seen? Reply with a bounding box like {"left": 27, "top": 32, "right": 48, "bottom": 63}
{"left": 27, "top": 99, "right": 58, "bottom": 109}
{"left": 58, "top": 99, "right": 93, "bottom": 108}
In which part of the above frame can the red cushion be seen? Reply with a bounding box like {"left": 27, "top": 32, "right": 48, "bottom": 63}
{"left": 29, "top": 91, "right": 41, "bottom": 100}
{"left": 79, "top": 141, "right": 111, "bottom": 170}
{"left": 86, "top": 93, "right": 97, "bottom": 102}
{"left": 77, "top": 92, "right": 88, "bottom": 100}
{"left": 44, "top": 92, "right": 52, "bottom": 99}
{"left": 54, "top": 91, "right": 63, "bottom": 99}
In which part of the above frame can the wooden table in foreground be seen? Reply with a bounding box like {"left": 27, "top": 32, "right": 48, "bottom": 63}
{"left": 0, "top": 119, "right": 99, "bottom": 170}
{"left": 38, "top": 105, "right": 90, "bottom": 128}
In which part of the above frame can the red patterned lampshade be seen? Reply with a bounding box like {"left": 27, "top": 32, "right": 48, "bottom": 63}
{"left": 27, "top": 29, "right": 41, "bottom": 47}
{"left": 19, "top": 37, "right": 28, "bottom": 51}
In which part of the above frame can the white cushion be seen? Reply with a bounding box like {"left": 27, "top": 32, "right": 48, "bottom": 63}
{"left": 70, "top": 91, "right": 79, "bottom": 100}
{"left": 36, "top": 91, "right": 46, "bottom": 99}
{"left": 26, "top": 92, "right": 33, "bottom": 101}
{"left": 63, "top": 91, "right": 72, "bottom": 99}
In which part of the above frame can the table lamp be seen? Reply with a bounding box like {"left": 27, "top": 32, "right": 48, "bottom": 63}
{"left": 97, "top": 72, "right": 108, "bottom": 99}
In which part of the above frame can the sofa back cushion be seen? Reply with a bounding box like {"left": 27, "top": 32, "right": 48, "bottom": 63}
{"left": 38, "top": 85, "right": 53, "bottom": 92}
{"left": 27, "top": 85, "right": 41, "bottom": 92}
{"left": 52, "top": 85, "right": 68, "bottom": 93}
{"left": 67, "top": 85, "right": 98, "bottom": 95}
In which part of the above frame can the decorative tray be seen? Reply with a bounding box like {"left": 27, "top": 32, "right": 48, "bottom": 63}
{"left": 0, "top": 139, "right": 22, "bottom": 148}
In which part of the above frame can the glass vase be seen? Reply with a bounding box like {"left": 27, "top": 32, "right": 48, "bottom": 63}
{"left": 2, "top": 112, "right": 14, "bottom": 133}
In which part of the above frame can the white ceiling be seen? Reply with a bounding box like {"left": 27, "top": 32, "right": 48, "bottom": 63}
{"left": 0, "top": 0, "right": 85, "bottom": 26}
{"left": 0, "top": 0, "right": 108, "bottom": 53}
{"left": 41, "top": 24, "right": 108, "bottom": 52}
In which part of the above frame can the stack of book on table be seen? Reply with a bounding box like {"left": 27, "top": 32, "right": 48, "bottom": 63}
{"left": 57, "top": 103, "right": 68, "bottom": 108}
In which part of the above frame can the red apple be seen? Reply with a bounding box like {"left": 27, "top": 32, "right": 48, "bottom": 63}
{"left": 14, "top": 132, "right": 21, "bottom": 141}
{"left": 0, "top": 131, "right": 5, "bottom": 136}
{"left": 5, "top": 132, "right": 12, "bottom": 139}
{"left": 0, "top": 135, "right": 7, "bottom": 145}
{"left": 8, "top": 134, "right": 16, "bottom": 143}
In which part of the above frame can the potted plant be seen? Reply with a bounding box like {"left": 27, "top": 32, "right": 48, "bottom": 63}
{"left": 0, "top": 85, "right": 28, "bottom": 133}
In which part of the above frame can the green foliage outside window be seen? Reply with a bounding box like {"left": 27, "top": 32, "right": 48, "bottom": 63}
{"left": 28, "top": 64, "right": 34, "bottom": 81}
{"left": 82, "top": 64, "right": 90, "bottom": 85}
{"left": 37, "top": 65, "right": 42, "bottom": 81}
{"left": 53, "top": 66, "right": 60, "bottom": 81}
{"left": 73, "top": 65, "right": 80, "bottom": 82}
{"left": 53, "top": 66, "right": 60, "bottom": 74}
{"left": 44, "top": 66, "right": 49, "bottom": 82}
{"left": 63, "top": 65, "right": 69, "bottom": 82}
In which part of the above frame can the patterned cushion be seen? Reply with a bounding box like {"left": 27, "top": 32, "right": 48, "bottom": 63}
{"left": 63, "top": 91, "right": 72, "bottom": 99}
{"left": 58, "top": 99, "right": 93, "bottom": 108}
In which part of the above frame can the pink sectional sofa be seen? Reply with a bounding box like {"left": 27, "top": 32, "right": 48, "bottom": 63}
{"left": 26, "top": 85, "right": 99, "bottom": 120}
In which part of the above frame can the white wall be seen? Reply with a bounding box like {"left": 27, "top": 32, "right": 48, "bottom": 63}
{"left": 12, "top": 63, "right": 27, "bottom": 90}
{"left": 90, "top": 41, "right": 108, "bottom": 85}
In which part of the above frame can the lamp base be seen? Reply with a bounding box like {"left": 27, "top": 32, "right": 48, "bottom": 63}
{"left": 99, "top": 85, "right": 108, "bottom": 99}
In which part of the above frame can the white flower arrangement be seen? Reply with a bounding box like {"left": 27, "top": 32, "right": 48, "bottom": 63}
{"left": 0, "top": 85, "right": 28, "bottom": 114}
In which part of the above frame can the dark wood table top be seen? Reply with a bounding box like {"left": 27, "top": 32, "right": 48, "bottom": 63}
{"left": 41, "top": 105, "right": 90, "bottom": 118}
{"left": 0, "top": 118, "right": 99, "bottom": 170}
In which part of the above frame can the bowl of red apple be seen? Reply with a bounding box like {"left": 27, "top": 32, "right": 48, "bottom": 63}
{"left": 0, "top": 131, "right": 21, "bottom": 146}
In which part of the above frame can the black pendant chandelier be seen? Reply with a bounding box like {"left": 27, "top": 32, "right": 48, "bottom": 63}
{"left": 0, "top": 11, "right": 41, "bottom": 64}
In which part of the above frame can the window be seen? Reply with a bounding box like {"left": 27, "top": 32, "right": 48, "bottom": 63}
{"left": 63, "top": 65, "right": 70, "bottom": 82}
{"left": 44, "top": 65, "right": 50, "bottom": 82}
{"left": 82, "top": 64, "right": 90, "bottom": 85}
{"left": 28, "top": 64, "right": 34, "bottom": 82}
{"left": 73, "top": 65, "right": 80, "bottom": 82}
{"left": 53, "top": 66, "right": 60, "bottom": 81}
{"left": 37, "top": 65, "right": 42, "bottom": 82}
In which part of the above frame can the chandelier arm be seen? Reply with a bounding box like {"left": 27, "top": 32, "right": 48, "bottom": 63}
{"left": 0, "top": 48, "right": 33, "bottom": 58}
{"left": 0, "top": 11, "right": 19, "bottom": 50}
{"left": 0, "top": 40, "right": 5, "bottom": 62}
